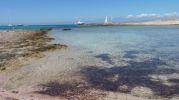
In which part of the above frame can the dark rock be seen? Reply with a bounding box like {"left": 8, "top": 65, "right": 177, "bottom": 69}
{"left": 12, "top": 91, "right": 19, "bottom": 94}
{"left": 1, "top": 67, "right": 6, "bottom": 71}
{"left": 63, "top": 28, "right": 72, "bottom": 31}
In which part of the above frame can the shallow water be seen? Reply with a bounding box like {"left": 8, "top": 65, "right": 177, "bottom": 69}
{"left": 1, "top": 25, "right": 179, "bottom": 99}
{"left": 47, "top": 26, "right": 179, "bottom": 97}
{"left": 49, "top": 25, "right": 179, "bottom": 66}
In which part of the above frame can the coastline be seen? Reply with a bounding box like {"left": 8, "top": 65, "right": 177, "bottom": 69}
{"left": 81, "top": 19, "right": 179, "bottom": 26}
{"left": 0, "top": 28, "right": 179, "bottom": 100}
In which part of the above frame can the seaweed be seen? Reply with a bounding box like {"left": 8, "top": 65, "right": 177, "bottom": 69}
{"left": 81, "top": 58, "right": 179, "bottom": 98}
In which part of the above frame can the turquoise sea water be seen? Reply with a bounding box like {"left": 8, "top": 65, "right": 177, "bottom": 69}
{"left": 0, "top": 24, "right": 81, "bottom": 29}
{"left": 50, "top": 25, "right": 179, "bottom": 66}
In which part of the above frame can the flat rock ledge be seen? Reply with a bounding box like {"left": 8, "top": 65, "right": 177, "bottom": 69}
{"left": 0, "top": 29, "right": 67, "bottom": 71}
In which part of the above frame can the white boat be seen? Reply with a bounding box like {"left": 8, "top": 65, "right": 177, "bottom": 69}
{"left": 16, "top": 24, "right": 24, "bottom": 26}
{"left": 76, "top": 20, "right": 85, "bottom": 25}
{"left": 8, "top": 24, "right": 13, "bottom": 26}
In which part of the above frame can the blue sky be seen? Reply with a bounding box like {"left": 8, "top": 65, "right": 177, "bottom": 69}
{"left": 0, "top": 0, "right": 179, "bottom": 25}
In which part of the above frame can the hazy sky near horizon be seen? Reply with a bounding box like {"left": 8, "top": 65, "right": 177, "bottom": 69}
{"left": 1, "top": 0, "right": 179, "bottom": 25}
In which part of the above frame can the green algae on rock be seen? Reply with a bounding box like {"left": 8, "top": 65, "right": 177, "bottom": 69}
{"left": 0, "top": 29, "right": 67, "bottom": 71}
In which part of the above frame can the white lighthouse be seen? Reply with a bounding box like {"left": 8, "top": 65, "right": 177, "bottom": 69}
{"left": 104, "top": 16, "right": 108, "bottom": 23}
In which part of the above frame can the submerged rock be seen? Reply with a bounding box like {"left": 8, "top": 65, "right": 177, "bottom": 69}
{"left": 131, "top": 86, "right": 154, "bottom": 98}
{"left": 0, "top": 67, "right": 6, "bottom": 71}
{"left": 117, "top": 85, "right": 130, "bottom": 92}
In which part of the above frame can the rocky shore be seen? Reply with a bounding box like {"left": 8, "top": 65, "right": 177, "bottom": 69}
{"left": 0, "top": 29, "right": 67, "bottom": 71}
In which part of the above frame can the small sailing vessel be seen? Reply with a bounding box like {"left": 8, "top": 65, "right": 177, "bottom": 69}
{"left": 8, "top": 24, "right": 13, "bottom": 26}
{"left": 16, "top": 24, "right": 24, "bottom": 26}
{"left": 76, "top": 20, "right": 85, "bottom": 25}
